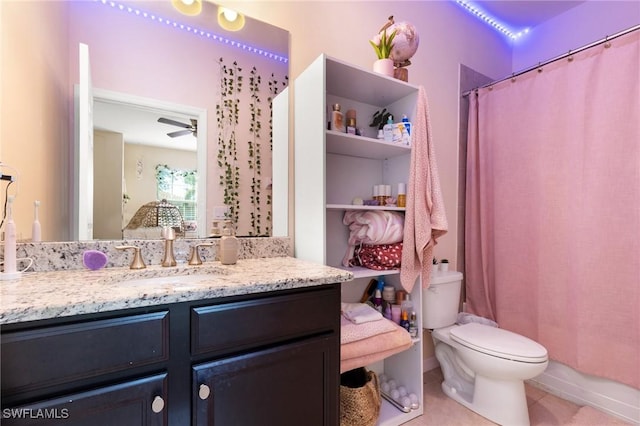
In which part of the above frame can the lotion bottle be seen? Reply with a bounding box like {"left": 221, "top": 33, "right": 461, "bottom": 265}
{"left": 219, "top": 221, "right": 238, "bottom": 265}
{"left": 383, "top": 115, "right": 394, "bottom": 142}
{"left": 331, "top": 104, "right": 345, "bottom": 133}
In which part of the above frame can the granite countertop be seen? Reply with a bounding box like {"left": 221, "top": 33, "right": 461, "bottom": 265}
{"left": 0, "top": 257, "right": 353, "bottom": 325}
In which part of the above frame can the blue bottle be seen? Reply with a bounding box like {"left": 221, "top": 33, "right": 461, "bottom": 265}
{"left": 401, "top": 115, "right": 411, "bottom": 135}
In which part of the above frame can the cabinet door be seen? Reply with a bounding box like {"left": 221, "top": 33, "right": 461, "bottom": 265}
{"left": 193, "top": 335, "right": 339, "bottom": 426}
{"left": 1, "top": 373, "right": 167, "bottom": 426}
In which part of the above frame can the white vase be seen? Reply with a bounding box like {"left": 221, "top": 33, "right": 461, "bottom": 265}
{"left": 373, "top": 58, "right": 394, "bottom": 77}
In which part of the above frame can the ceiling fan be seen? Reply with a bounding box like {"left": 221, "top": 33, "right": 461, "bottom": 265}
{"left": 157, "top": 117, "right": 198, "bottom": 138}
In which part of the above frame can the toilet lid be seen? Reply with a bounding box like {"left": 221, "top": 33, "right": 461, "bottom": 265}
{"left": 450, "top": 323, "right": 548, "bottom": 363}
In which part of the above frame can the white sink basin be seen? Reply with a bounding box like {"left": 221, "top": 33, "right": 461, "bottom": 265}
{"left": 119, "top": 274, "right": 216, "bottom": 287}
{"left": 103, "top": 266, "right": 228, "bottom": 287}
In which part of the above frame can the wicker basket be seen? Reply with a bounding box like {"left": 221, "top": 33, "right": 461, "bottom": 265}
{"left": 340, "top": 370, "right": 381, "bottom": 426}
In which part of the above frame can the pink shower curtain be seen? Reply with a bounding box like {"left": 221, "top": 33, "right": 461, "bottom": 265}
{"left": 465, "top": 30, "right": 640, "bottom": 389}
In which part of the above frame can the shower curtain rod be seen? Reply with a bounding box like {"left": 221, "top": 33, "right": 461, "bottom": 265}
{"left": 462, "top": 24, "right": 640, "bottom": 97}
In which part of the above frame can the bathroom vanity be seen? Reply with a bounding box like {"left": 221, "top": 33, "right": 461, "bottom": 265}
{"left": 0, "top": 257, "right": 351, "bottom": 425}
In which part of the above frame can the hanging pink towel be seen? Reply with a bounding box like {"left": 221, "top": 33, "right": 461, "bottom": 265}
{"left": 400, "top": 86, "right": 448, "bottom": 293}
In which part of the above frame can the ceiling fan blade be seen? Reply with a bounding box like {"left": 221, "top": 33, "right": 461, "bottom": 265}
{"left": 167, "top": 129, "right": 193, "bottom": 138}
{"left": 158, "top": 117, "right": 191, "bottom": 129}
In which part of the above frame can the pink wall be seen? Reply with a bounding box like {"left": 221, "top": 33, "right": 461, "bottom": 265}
{"left": 1, "top": 1, "right": 70, "bottom": 241}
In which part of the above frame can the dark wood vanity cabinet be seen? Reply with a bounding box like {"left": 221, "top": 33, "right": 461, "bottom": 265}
{"left": 1, "top": 283, "right": 340, "bottom": 426}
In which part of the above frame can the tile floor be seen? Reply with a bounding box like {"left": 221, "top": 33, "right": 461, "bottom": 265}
{"left": 403, "top": 368, "right": 631, "bottom": 426}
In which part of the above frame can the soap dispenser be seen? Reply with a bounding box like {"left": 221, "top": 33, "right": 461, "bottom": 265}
{"left": 219, "top": 221, "right": 238, "bottom": 265}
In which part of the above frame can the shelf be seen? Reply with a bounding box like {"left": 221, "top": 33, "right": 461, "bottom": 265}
{"left": 377, "top": 398, "right": 422, "bottom": 426}
{"left": 334, "top": 266, "right": 399, "bottom": 280}
{"left": 327, "top": 204, "right": 405, "bottom": 212}
{"left": 326, "top": 130, "right": 411, "bottom": 160}
{"left": 324, "top": 55, "right": 419, "bottom": 106}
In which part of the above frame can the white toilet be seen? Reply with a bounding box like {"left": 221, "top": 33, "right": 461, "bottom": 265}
{"left": 423, "top": 271, "right": 548, "bottom": 426}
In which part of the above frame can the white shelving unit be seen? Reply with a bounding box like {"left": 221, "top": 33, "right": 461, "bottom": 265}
{"left": 293, "top": 54, "right": 423, "bottom": 426}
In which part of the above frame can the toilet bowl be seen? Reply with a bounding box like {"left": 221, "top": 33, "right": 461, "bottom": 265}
{"left": 424, "top": 271, "right": 548, "bottom": 426}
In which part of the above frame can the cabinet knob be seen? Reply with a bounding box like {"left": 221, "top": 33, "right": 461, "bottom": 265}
{"left": 151, "top": 395, "right": 165, "bottom": 413}
{"left": 199, "top": 384, "right": 211, "bottom": 400}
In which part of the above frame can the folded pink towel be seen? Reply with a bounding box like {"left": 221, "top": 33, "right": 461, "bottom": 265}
{"left": 340, "top": 315, "right": 398, "bottom": 345}
{"left": 341, "top": 321, "right": 411, "bottom": 360}
{"left": 340, "top": 323, "right": 413, "bottom": 373}
{"left": 341, "top": 344, "right": 413, "bottom": 374}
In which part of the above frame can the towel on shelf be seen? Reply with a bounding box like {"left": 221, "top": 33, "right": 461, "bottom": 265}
{"left": 342, "top": 210, "right": 404, "bottom": 267}
{"left": 340, "top": 322, "right": 413, "bottom": 373}
{"left": 400, "top": 85, "right": 448, "bottom": 293}
{"left": 340, "top": 315, "right": 398, "bottom": 345}
{"left": 341, "top": 302, "right": 383, "bottom": 324}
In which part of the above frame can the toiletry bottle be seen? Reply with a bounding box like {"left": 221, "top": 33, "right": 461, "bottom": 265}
{"left": 331, "top": 104, "right": 345, "bottom": 133}
{"left": 32, "top": 200, "right": 41, "bottom": 242}
{"left": 219, "top": 221, "right": 238, "bottom": 265}
{"left": 373, "top": 289, "right": 383, "bottom": 313}
{"left": 377, "top": 275, "right": 386, "bottom": 291}
{"left": 401, "top": 126, "right": 411, "bottom": 146}
{"left": 3, "top": 196, "right": 17, "bottom": 276}
{"left": 383, "top": 115, "right": 394, "bottom": 142}
{"left": 401, "top": 294, "right": 414, "bottom": 321}
{"left": 384, "top": 303, "right": 392, "bottom": 320}
{"left": 401, "top": 114, "right": 411, "bottom": 135}
{"left": 397, "top": 183, "right": 406, "bottom": 208}
{"left": 400, "top": 310, "right": 410, "bottom": 332}
{"left": 346, "top": 109, "right": 357, "bottom": 134}
{"left": 409, "top": 311, "right": 418, "bottom": 338}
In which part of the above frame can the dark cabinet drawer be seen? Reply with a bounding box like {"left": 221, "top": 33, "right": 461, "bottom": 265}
{"left": 192, "top": 335, "right": 338, "bottom": 426}
{"left": 191, "top": 286, "right": 340, "bottom": 356}
{"left": 1, "top": 311, "right": 169, "bottom": 396}
{"left": 1, "top": 373, "right": 168, "bottom": 426}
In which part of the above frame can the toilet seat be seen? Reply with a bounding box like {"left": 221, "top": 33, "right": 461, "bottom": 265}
{"left": 450, "top": 323, "right": 548, "bottom": 363}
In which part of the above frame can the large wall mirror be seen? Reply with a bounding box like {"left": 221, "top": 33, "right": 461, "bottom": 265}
{"left": 0, "top": 0, "right": 289, "bottom": 241}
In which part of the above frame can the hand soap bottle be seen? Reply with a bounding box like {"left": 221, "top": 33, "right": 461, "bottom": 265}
{"left": 219, "top": 221, "right": 238, "bottom": 265}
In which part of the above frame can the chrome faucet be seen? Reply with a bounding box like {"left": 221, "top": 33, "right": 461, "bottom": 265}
{"left": 161, "top": 226, "right": 177, "bottom": 267}
{"left": 188, "top": 242, "right": 214, "bottom": 266}
{"left": 115, "top": 245, "right": 147, "bottom": 270}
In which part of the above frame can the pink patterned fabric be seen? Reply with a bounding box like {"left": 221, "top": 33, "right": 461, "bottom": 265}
{"left": 352, "top": 242, "right": 403, "bottom": 270}
{"left": 465, "top": 30, "right": 640, "bottom": 389}
{"left": 400, "top": 86, "right": 448, "bottom": 293}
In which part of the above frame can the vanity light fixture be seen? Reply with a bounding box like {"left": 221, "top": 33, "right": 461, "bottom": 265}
{"left": 96, "top": 0, "right": 288, "bottom": 63}
{"left": 217, "top": 7, "right": 245, "bottom": 32}
{"left": 171, "top": 0, "right": 202, "bottom": 16}
{"left": 454, "top": 0, "right": 530, "bottom": 40}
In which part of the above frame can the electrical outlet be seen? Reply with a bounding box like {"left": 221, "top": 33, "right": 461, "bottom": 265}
{"left": 213, "top": 206, "right": 229, "bottom": 219}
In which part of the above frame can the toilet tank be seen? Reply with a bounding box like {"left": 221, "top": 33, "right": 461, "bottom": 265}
{"left": 422, "top": 271, "right": 464, "bottom": 329}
